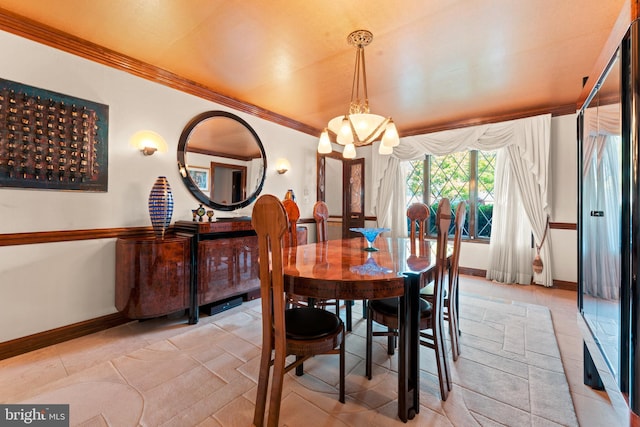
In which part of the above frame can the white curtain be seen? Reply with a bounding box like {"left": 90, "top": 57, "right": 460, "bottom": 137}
{"left": 486, "top": 149, "right": 533, "bottom": 284}
{"left": 503, "top": 117, "right": 552, "bottom": 285}
{"left": 371, "top": 114, "right": 553, "bottom": 286}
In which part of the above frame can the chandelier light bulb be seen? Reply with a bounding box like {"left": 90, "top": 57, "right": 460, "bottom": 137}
{"left": 318, "top": 128, "right": 333, "bottom": 153}
{"left": 343, "top": 143, "right": 356, "bottom": 159}
{"left": 381, "top": 120, "right": 399, "bottom": 147}
{"left": 337, "top": 116, "right": 353, "bottom": 145}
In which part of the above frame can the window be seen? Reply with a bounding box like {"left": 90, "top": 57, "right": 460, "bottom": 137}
{"left": 405, "top": 150, "right": 496, "bottom": 240}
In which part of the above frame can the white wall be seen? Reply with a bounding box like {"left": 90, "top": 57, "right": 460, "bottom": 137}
{"left": 0, "top": 30, "right": 317, "bottom": 342}
{"left": 549, "top": 113, "right": 578, "bottom": 283}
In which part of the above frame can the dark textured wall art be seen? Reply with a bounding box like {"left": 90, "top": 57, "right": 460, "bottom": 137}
{"left": 0, "top": 78, "right": 108, "bottom": 191}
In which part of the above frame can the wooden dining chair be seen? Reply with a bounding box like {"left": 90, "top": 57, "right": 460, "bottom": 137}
{"left": 282, "top": 199, "right": 309, "bottom": 310}
{"left": 365, "top": 198, "right": 452, "bottom": 401}
{"left": 282, "top": 199, "right": 300, "bottom": 248}
{"left": 420, "top": 201, "right": 466, "bottom": 360}
{"left": 252, "top": 195, "right": 345, "bottom": 427}
{"left": 313, "top": 200, "right": 330, "bottom": 242}
{"left": 313, "top": 201, "right": 354, "bottom": 331}
{"left": 407, "top": 202, "right": 430, "bottom": 239}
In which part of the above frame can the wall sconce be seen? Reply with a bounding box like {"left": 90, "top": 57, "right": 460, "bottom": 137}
{"left": 141, "top": 146, "right": 157, "bottom": 156}
{"left": 275, "top": 158, "right": 290, "bottom": 174}
{"left": 130, "top": 130, "right": 167, "bottom": 156}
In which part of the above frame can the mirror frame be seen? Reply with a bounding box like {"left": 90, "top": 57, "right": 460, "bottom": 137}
{"left": 177, "top": 111, "right": 267, "bottom": 211}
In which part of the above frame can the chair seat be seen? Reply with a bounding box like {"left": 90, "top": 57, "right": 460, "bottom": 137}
{"left": 285, "top": 307, "right": 342, "bottom": 340}
{"left": 419, "top": 282, "right": 448, "bottom": 300}
{"left": 369, "top": 297, "right": 432, "bottom": 318}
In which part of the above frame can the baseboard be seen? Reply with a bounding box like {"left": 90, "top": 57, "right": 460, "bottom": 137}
{"left": 459, "top": 267, "right": 486, "bottom": 277}
{"left": 0, "top": 312, "right": 130, "bottom": 360}
{"left": 460, "top": 267, "right": 577, "bottom": 291}
{"left": 552, "top": 280, "right": 577, "bottom": 291}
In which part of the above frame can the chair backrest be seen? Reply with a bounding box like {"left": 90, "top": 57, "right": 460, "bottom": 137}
{"left": 313, "top": 201, "right": 329, "bottom": 242}
{"left": 433, "top": 198, "right": 452, "bottom": 312}
{"left": 252, "top": 194, "right": 288, "bottom": 310}
{"left": 407, "top": 202, "right": 430, "bottom": 240}
{"left": 450, "top": 202, "right": 466, "bottom": 281}
{"left": 282, "top": 199, "right": 300, "bottom": 247}
{"left": 251, "top": 194, "right": 289, "bottom": 427}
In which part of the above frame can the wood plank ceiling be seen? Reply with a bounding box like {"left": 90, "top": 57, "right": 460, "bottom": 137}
{"left": 0, "top": 0, "right": 628, "bottom": 137}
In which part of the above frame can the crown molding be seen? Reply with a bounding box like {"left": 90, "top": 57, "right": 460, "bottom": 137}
{"left": 0, "top": 7, "right": 319, "bottom": 136}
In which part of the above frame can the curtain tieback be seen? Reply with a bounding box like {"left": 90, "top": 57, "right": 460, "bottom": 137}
{"left": 533, "top": 216, "right": 550, "bottom": 274}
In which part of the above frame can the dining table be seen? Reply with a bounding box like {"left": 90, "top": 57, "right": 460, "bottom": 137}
{"left": 282, "top": 235, "right": 445, "bottom": 422}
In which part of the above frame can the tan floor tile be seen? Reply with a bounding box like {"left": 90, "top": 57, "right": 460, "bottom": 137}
{"left": 278, "top": 392, "right": 348, "bottom": 426}
{"left": 212, "top": 395, "right": 255, "bottom": 427}
{"left": 552, "top": 313, "right": 580, "bottom": 337}
{"left": 213, "top": 310, "right": 262, "bottom": 334}
{"left": 215, "top": 334, "right": 261, "bottom": 362}
{"left": 203, "top": 351, "right": 247, "bottom": 383}
{"left": 126, "top": 315, "right": 200, "bottom": 344}
{"left": 141, "top": 366, "right": 226, "bottom": 425}
{"left": 112, "top": 340, "right": 200, "bottom": 391}
{"left": 555, "top": 331, "right": 584, "bottom": 362}
{"left": 25, "top": 381, "right": 144, "bottom": 426}
{"left": 571, "top": 391, "right": 623, "bottom": 427}
{"left": 54, "top": 325, "right": 151, "bottom": 375}
{"left": 195, "top": 416, "right": 224, "bottom": 427}
{"left": 168, "top": 323, "right": 229, "bottom": 350}
{"left": 0, "top": 346, "right": 67, "bottom": 402}
{"left": 164, "top": 373, "right": 256, "bottom": 426}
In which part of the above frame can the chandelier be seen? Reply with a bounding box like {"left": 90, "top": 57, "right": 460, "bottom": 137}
{"left": 317, "top": 30, "right": 399, "bottom": 159}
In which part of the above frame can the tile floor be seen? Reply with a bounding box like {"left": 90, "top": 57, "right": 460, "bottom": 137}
{"left": 0, "top": 275, "right": 621, "bottom": 426}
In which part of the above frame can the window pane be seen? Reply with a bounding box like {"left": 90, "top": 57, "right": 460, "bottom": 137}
{"left": 476, "top": 151, "right": 496, "bottom": 238}
{"left": 405, "top": 160, "right": 425, "bottom": 206}
{"left": 429, "top": 153, "right": 469, "bottom": 234}
{"left": 403, "top": 150, "right": 494, "bottom": 240}
{"left": 405, "top": 160, "right": 425, "bottom": 236}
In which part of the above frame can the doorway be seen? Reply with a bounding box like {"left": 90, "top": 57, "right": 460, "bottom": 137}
{"left": 317, "top": 152, "right": 365, "bottom": 239}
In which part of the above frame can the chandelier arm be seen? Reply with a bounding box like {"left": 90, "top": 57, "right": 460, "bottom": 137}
{"left": 347, "top": 115, "right": 362, "bottom": 145}
{"left": 356, "top": 117, "right": 390, "bottom": 146}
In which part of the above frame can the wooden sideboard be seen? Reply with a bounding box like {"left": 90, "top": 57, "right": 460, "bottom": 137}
{"left": 116, "top": 218, "right": 308, "bottom": 324}
{"left": 115, "top": 235, "right": 191, "bottom": 319}
{"left": 174, "top": 219, "right": 260, "bottom": 324}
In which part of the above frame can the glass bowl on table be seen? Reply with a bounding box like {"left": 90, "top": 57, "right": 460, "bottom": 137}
{"left": 349, "top": 227, "right": 390, "bottom": 251}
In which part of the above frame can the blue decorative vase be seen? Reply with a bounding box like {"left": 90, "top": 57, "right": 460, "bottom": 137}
{"left": 148, "top": 176, "right": 174, "bottom": 239}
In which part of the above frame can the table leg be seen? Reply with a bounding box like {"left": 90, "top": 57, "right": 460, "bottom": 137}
{"left": 398, "top": 273, "right": 420, "bottom": 422}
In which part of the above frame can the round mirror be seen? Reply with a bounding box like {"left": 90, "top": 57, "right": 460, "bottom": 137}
{"left": 177, "top": 111, "right": 266, "bottom": 211}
